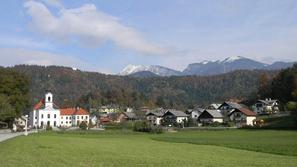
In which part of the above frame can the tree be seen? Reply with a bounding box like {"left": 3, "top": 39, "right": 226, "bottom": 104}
{"left": 0, "top": 95, "right": 14, "bottom": 121}
{"left": 0, "top": 68, "right": 29, "bottom": 125}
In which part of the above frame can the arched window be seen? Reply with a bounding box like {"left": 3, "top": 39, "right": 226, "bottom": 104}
{"left": 48, "top": 96, "right": 51, "bottom": 102}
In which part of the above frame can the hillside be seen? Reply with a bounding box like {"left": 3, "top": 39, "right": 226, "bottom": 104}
{"left": 10, "top": 65, "right": 278, "bottom": 110}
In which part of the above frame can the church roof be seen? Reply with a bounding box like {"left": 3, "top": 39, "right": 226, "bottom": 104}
{"left": 60, "top": 108, "right": 89, "bottom": 116}
{"left": 33, "top": 99, "right": 45, "bottom": 110}
{"left": 33, "top": 98, "right": 59, "bottom": 110}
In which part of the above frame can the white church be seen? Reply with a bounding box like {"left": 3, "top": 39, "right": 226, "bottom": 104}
{"left": 29, "top": 92, "right": 89, "bottom": 128}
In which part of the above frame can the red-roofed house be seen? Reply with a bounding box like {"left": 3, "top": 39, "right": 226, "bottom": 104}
{"left": 29, "top": 92, "right": 89, "bottom": 128}
{"left": 229, "top": 108, "right": 256, "bottom": 127}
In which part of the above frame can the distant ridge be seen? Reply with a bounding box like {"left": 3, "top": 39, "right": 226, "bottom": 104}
{"left": 120, "top": 56, "right": 296, "bottom": 77}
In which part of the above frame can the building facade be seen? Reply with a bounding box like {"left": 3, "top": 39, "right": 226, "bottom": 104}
{"left": 29, "top": 92, "right": 89, "bottom": 128}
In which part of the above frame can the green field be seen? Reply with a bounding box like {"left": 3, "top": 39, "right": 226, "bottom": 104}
{"left": 0, "top": 130, "right": 297, "bottom": 167}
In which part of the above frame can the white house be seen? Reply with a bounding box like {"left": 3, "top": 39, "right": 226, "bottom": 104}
{"left": 186, "top": 108, "right": 204, "bottom": 120}
{"left": 146, "top": 110, "right": 164, "bottom": 126}
{"left": 229, "top": 108, "right": 256, "bottom": 127}
{"left": 252, "top": 99, "right": 279, "bottom": 114}
{"left": 198, "top": 109, "right": 223, "bottom": 123}
{"left": 29, "top": 92, "right": 89, "bottom": 128}
{"left": 162, "top": 110, "right": 188, "bottom": 124}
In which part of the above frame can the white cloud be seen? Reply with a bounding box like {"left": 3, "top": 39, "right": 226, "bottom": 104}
{"left": 0, "top": 36, "right": 52, "bottom": 50}
{"left": 0, "top": 48, "right": 82, "bottom": 67}
{"left": 0, "top": 48, "right": 115, "bottom": 74}
{"left": 24, "top": 0, "right": 166, "bottom": 55}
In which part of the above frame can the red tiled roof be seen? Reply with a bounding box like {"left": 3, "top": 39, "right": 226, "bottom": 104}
{"left": 234, "top": 108, "right": 256, "bottom": 116}
{"left": 33, "top": 99, "right": 45, "bottom": 110}
{"left": 60, "top": 108, "right": 89, "bottom": 116}
{"left": 100, "top": 117, "right": 110, "bottom": 123}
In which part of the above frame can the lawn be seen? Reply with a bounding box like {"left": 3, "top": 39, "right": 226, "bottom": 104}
{"left": 153, "top": 129, "right": 297, "bottom": 156}
{"left": 0, "top": 130, "right": 296, "bottom": 167}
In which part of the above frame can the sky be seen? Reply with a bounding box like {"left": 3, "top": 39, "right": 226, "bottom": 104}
{"left": 0, "top": 0, "right": 297, "bottom": 74}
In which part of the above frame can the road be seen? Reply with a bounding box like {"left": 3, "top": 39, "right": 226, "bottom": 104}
{"left": 0, "top": 130, "right": 36, "bottom": 142}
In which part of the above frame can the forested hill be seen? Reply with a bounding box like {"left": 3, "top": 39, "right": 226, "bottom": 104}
{"left": 11, "top": 65, "right": 277, "bottom": 110}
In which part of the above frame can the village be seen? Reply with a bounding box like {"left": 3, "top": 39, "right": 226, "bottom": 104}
{"left": 12, "top": 91, "right": 282, "bottom": 132}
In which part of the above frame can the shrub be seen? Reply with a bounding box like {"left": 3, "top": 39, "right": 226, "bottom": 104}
{"left": 150, "top": 126, "right": 163, "bottom": 134}
{"left": 46, "top": 125, "right": 52, "bottom": 131}
{"left": 133, "top": 121, "right": 151, "bottom": 132}
{"left": 79, "top": 121, "right": 88, "bottom": 130}
{"left": 210, "top": 121, "right": 221, "bottom": 127}
{"left": 286, "top": 101, "right": 297, "bottom": 113}
{"left": 133, "top": 121, "right": 163, "bottom": 133}
{"left": 227, "top": 122, "right": 235, "bottom": 127}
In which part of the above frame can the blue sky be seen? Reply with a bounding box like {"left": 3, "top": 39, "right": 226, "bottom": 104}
{"left": 0, "top": 0, "right": 297, "bottom": 73}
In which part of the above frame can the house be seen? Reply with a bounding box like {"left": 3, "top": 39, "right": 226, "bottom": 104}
{"left": 97, "top": 105, "right": 121, "bottom": 114}
{"left": 14, "top": 116, "right": 27, "bottom": 127}
{"left": 252, "top": 98, "right": 279, "bottom": 114}
{"left": 198, "top": 109, "right": 223, "bottom": 123}
{"left": 146, "top": 110, "right": 165, "bottom": 126}
{"left": 207, "top": 103, "right": 221, "bottom": 110}
{"left": 186, "top": 108, "right": 204, "bottom": 120}
{"left": 90, "top": 114, "right": 98, "bottom": 126}
{"left": 117, "top": 112, "right": 137, "bottom": 122}
{"left": 162, "top": 109, "right": 188, "bottom": 126}
{"left": 229, "top": 108, "right": 256, "bottom": 127}
{"left": 29, "top": 91, "right": 89, "bottom": 128}
{"left": 218, "top": 101, "right": 243, "bottom": 110}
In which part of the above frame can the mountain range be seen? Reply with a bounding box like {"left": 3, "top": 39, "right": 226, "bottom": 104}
{"left": 120, "top": 56, "right": 295, "bottom": 77}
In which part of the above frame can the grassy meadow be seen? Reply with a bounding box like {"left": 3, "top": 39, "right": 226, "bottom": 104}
{"left": 0, "top": 130, "right": 297, "bottom": 167}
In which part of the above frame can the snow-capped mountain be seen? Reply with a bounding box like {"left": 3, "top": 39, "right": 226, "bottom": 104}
{"left": 120, "top": 56, "right": 295, "bottom": 77}
{"left": 119, "top": 65, "right": 182, "bottom": 76}
{"left": 184, "top": 56, "right": 272, "bottom": 76}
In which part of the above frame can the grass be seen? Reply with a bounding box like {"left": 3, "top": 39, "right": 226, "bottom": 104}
{"left": 153, "top": 129, "right": 297, "bottom": 156}
{"left": 0, "top": 130, "right": 297, "bottom": 167}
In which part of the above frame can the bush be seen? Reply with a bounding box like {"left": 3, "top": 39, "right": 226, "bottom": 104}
{"left": 286, "top": 101, "right": 297, "bottom": 113}
{"left": 209, "top": 121, "right": 221, "bottom": 127}
{"left": 79, "top": 121, "right": 88, "bottom": 130}
{"left": 227, "top": 122, "right": 235, "bottom": 127}
{"left": 46, "top": 125, "right": 52, "bottom": 131}
{"left": 133, "top": 121, "right": 163, "bottom": 133}
{"left": 133, "top": 121, "right": 151, "bottom": 132}
{"left": 150, "top": 126, "right": 163, "bottom": 134}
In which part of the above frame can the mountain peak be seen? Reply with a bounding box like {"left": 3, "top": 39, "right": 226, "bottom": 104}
{"left": 222, "top": 56, "right": 245, "bottom": 63}
{"left": 119, "top": 64, "right": 182, "bottom": 76}
{"left": 119, "top": 64, "right": 147, "bottom": 75}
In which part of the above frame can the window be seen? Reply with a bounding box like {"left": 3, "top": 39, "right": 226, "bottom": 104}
{"left": 35, "top": 116, "right": 37, "bottom": 119}
{"left": 81, "top": 116, "right": 83, "bottom": 119}
{"left": 85, "top": 116, "right": 88, "bottom": 119}
{"left": 66, "top": 117, "right": 68, "bottom": 120}
{"left": 41, "top": 114, "right": 43, "bottom": 119}
{"left": 54, "top": 121, "right": 56, "bottom": 127}
{"left": 66, "top": 121, "right": 68, "bottom": 124}
{"left": 77, "top": 116, "right": 79, "bottom": 119}
{"left": 48, "top": 96, "right": 51, "bottom": 101}
{"left": 47, "top": 121, "right": 50, "bottom": 126}
{"left": 54, "top": 114, "right": 56, "bottom": 118}
{"left": 48, "top": 114, "right": 50, "bottom": 119}
{"left": 70, "top": 121, "right": 72, "bottom": 124}
{"left": 61, "top": 121, "right": 63, "bottom": 124}
{"left": 61, "top": 116, "right": 63, "bottom": 119}
{"left": 41, "top": 121, "right": 43, "bottom": 127}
